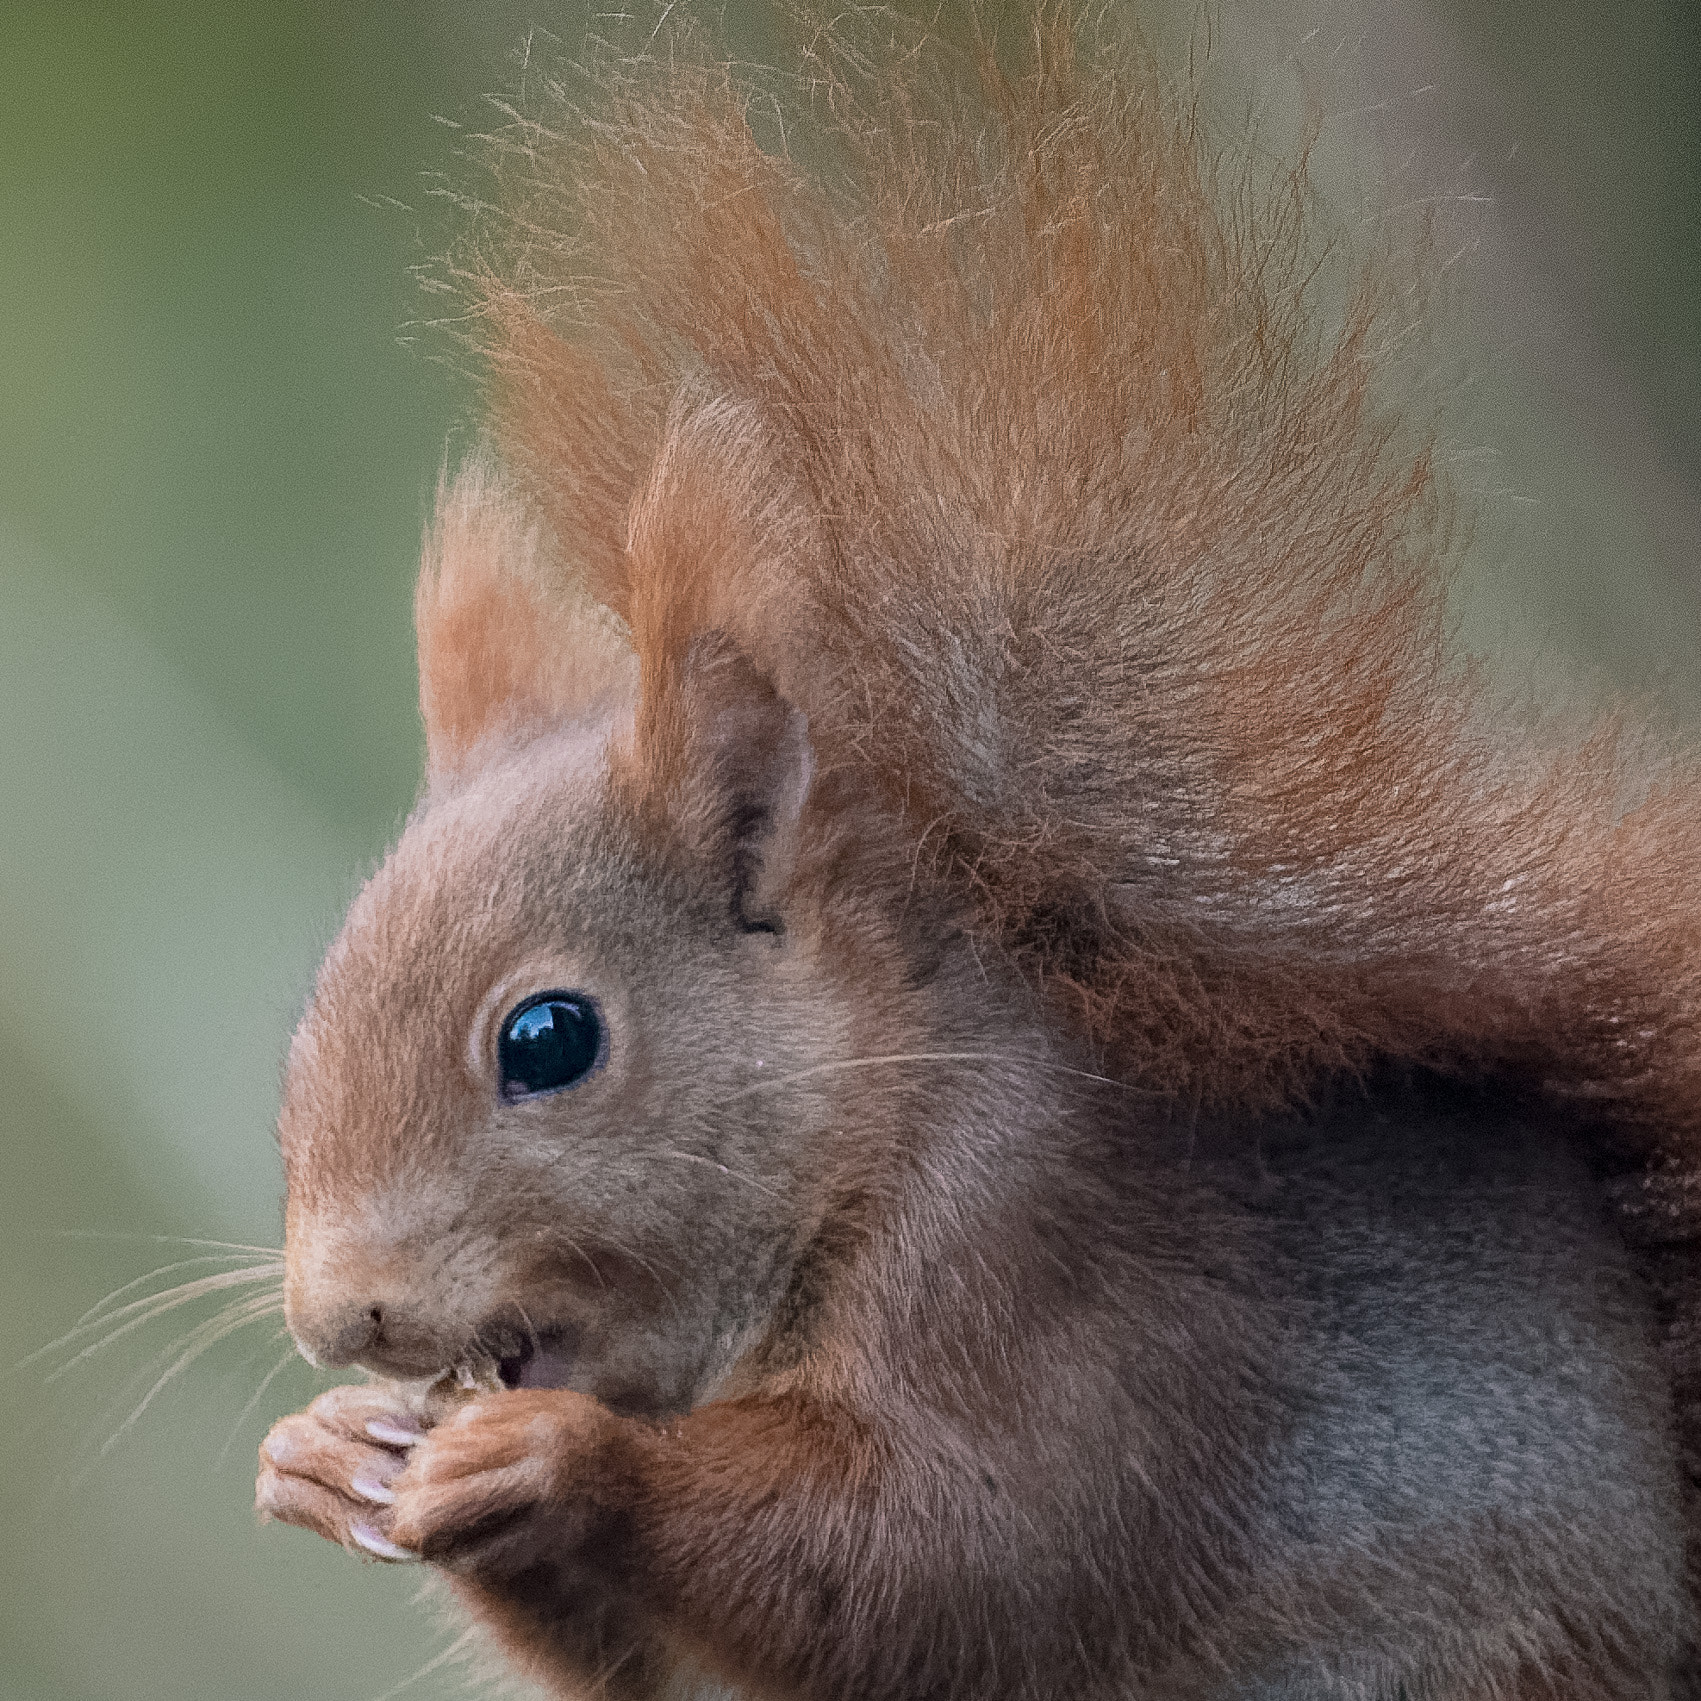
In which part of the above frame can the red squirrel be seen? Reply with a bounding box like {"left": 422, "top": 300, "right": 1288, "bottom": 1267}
{"left": 256, "top": 10, "right": 1701, "bottom": 1697}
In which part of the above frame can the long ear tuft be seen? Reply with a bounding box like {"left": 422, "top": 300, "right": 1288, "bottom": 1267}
{"left": 415, "top": 453, "right": 636, "bottom": 779}
{"left": 675, "top": 631, "right": 813, "bottom": 935}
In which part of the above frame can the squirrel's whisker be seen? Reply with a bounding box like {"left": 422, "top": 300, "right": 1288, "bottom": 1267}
{"left": 216, "top": 1332, "right": 301, "bottom": 1468}
{"left": 99, "top": 1289, "right": 287, "bottom": 1414}
{"left": 587, "top": 1233, "right": 682, "bottom": 1320}
{"left": 713, "top": 1051, "right": 1129, "bottom": 1108}
{"left": 654, "top": 1149, "right": 788, "bottom": 1205}
{"left": 30, "top": 1262, "right": 286, "bottom": 1377}
{"left": 548, "top": 1229, "right": 610, "bottom": 1294}
{"left": 99, "top": 1291, "right": 286, "bottom": 1458}
{"left": 57, "top": 1230, "right": 285, "bottom": 1257}
{"left": 512, "top": 1300, "right": 541, "bottom": 1356}
{"left": 362, "top": 1625, "right": 482, "bottom": 1701}
{"left": 67, "top": 1253, "right": 280, "bottom": 1335}
{"left": 585, "top": 1632, "right": 647, "bottom": 1695}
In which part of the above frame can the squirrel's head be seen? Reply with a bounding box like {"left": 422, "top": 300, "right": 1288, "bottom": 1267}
{"left": 277, "top": 459, "right": 928, "bottom": 1415}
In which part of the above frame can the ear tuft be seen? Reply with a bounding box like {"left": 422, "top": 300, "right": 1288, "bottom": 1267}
{"left": 416, "top": 453, "right": 636, "bottom": 778}
{"left": 678, "top": 632, "right": 813, "bottom": 933}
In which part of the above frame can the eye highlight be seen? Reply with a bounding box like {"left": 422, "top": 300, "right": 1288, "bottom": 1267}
{"left": 498, "top": 992, "right": 604, "bottom": 1100}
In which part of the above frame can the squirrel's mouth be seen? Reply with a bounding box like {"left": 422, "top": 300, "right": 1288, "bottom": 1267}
{"left": 448, "top": 1321, "right": 676, "bottom": 1416}
{"left": 495, "top": 1329, "right": 577, "bottom": 1391}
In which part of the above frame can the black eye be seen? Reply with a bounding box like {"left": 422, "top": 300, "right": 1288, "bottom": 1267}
{"left": 498, "top": 993, "right": 604, "bottom": 1100}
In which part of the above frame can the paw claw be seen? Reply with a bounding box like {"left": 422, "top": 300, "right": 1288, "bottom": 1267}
{"left": 367, "top": 1418, "right": 425, "bottom": 1447}
{"left": 351, "top": 1471, "right": 397, "bottom": 1505}
{"left": 350, "top": 1522, "right": 418, "bottom": 1562}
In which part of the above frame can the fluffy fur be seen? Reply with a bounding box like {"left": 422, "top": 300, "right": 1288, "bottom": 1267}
{"left": 256, "top": 9, "right": 1701, "bottom": 1698}
{"left": 452, "top": 8, "right": 1701, "bottom": 1135}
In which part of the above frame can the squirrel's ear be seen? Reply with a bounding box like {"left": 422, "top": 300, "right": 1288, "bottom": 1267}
{"left": 415, "top": 454, "right": 635, "bottom": 778}
{"left": 676, "top": 631, "right": 813, "bottom": 934}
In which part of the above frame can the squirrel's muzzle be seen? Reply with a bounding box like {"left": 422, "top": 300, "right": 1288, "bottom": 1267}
{"left": 286, "top": 1291, "right": 450, "bottom": 1378}
{"left": 283, "top": 1207, "right": 475, "bottom": 1378}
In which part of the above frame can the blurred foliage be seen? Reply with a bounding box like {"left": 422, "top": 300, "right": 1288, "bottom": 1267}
{"left": 0, "top": 2, "right": 1694, "bottom": 1698}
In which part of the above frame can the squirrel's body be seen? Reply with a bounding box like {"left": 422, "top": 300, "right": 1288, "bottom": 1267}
{"left": 1211, "top": 1104, "right": 1683, "bottom": 1698}
{"left": 257, "top": 10, "right": 1701, "bottom": 1698}
{"left": 266, "top": 693, "right": 1692, "bottom": 1697}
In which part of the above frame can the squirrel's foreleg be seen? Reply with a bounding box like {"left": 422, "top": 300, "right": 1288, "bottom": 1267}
{"left": 395, "top": 1386, "right": 1055, "bottom": 1701}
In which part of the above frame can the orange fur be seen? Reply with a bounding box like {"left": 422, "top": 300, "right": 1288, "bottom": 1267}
{"left": 256, "top": 9, "right": 1701, "bottom": 1698}
{"left": 416, "top": 452, "right": 636, "bottom": 777}
{"left": 441, "top": 8, "right": 1701, "bottom": 1141}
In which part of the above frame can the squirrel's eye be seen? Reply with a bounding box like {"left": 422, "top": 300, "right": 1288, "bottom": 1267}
{"left": 498, "top": 993, "right": 603, "bottom": 1100}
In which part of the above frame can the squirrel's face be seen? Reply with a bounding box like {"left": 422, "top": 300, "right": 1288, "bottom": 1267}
{"left": 279, "top": 685, "right": 874, "bottom": 1417}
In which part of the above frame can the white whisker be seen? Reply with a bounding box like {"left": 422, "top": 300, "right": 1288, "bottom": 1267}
{"left": 217, "top": 1333, "right": 300, "bottom": 1467}
{"left": 513, "top": 1301, "right": 540, "bottom": 1356}
{"left": 33, "top": 1263, "right": 285, "bottom": 1378}
{"left": 115, "top": 1288, "right": 291, "bottom": 1404}
{"left": 80, "top": 1292, "right": 288, "bottom": 1459}
{"left": 711, "top": 1050, "right": 1126, "bottom": 1107}
{"left": 58, "top": 1230, "right": 284, "bottom": 1257}
{"left": 554, "top": 1231, "right": 609, "bottom": 1292}
{"left": 99, "top": 1291, "right": 285, "bottom": 1458}
{"left": 69, "top": 1253, "right": 279, "bottom": 1334}
{"left": 656, "top": 1148, "right": 788, "bottom": 1204}
{"left": 593, "top": 1233, "right": 682, "bottom": 1321}
{"left": 364, "top": 1625, "right": 481, "bottom": 1701}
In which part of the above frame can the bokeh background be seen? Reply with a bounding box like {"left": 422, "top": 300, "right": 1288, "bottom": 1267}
{"left": 0, "top": 1, "right": 1695, "bottom": 1697}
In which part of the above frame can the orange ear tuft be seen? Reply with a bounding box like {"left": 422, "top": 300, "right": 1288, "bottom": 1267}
{"left": 415, "top": 454, "right": 636, "bottom": 778}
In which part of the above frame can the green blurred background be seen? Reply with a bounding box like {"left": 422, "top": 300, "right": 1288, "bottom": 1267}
{"left": 0, "top": 2, "right": 1694, "bottom": 1697}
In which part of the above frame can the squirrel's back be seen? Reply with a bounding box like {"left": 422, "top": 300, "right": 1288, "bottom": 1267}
{"left": 1207, "top": 1093, "right": 1687, "bottom": 1696}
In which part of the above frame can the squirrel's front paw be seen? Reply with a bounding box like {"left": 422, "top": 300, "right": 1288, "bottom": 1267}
{"left": 389, "top": 1388, "right": 627, "bottom": 1582}
{"left": 257, "top": 1384, "right": 427, "bottom": 1562}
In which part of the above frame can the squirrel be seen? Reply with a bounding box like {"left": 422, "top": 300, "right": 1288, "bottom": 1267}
{"left": 255, "top": 9, "right": 1701, "bottom": 1699}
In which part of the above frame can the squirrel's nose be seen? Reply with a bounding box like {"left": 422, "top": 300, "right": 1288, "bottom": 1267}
{"left": 287, "top": 1296, "right": 384, "bottom": 1369}
{"left": 284, "top": 1214, "right": 461, "bottom": 1375}
{"left": 308, "top": 1301, "right": 384, "bottom": 1368}
{"left": 287, "top": 1292, "right": 446, "bottom": 1377}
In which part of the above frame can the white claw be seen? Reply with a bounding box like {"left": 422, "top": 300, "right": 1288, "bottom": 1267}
{"left": 366, "top": 1418, "right": 424, "bottom": 1447}
{"left": 350, "top": 1472, "right": 397, "bottom": 1505}
{"left": 350, "top": 1522, "right": 417, "bottom": 1562}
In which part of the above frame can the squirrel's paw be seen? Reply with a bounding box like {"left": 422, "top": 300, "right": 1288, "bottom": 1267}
{"left": 387, "top": 1388, "right": 621, "bottom": 1581}
{"left": 256, "top": 1384, "right": 426, "bottom": 1563}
